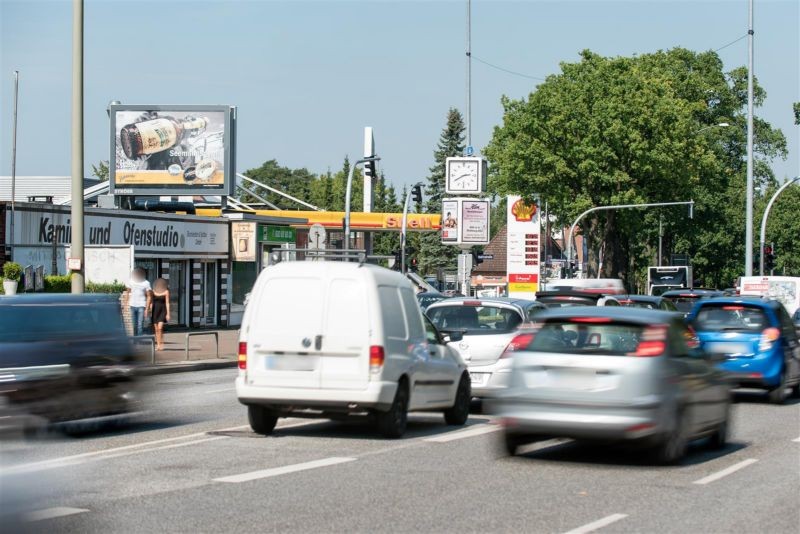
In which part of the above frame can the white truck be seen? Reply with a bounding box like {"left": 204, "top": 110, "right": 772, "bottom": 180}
{"left": 739, "top": 276, "right": 800, "bottom": 316}
{"left": 647, "top": 266, "right": 692, "bottom": 296}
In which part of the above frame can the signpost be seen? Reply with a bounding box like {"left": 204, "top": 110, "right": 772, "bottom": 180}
{"left": 506, "top": 195, "right": 541, "bottom": 299}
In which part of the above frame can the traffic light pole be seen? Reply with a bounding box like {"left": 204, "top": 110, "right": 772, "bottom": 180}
{"left": 759, "top": 176, "right": 799, "bottom": 275}
{"left": 566, "top": 200, "right": 694, "bottom": 278}
{"left": 344, "top": 156, "right": 380, "bottom": 256}
{"left": 400, "top": 182, "right": 423, "bottom": 274}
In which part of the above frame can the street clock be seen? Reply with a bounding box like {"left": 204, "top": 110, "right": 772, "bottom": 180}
{"left": 445, "top": 156, "right": 487, "bottom": 195}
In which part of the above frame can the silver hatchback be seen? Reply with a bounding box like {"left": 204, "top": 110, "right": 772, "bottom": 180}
{"left": 494, "top": 307, "right": 731, "bottom": 464}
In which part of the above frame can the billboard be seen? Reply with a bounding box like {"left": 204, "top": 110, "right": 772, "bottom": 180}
{"left": 506, "top": 195, "right": 540, "bottom": 299}
{"left": 440, "top": 198, "right": 490, "bottom": 245}
{"left": 110, "top": 104, "right": 234, "bottom": 196}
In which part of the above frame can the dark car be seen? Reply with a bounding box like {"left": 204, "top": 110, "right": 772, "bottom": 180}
{"left": 792, "top": 309, "right": 800, "bottom": 331}
{"left": 535, "top": 290, "right": 621, "bottom": 308}
{"left": 661, "top": 289, "right": 725, "bottom": 315}
{"left": 618, "top": 295, "right": 679, "bottom": 312}
{"left": 417, "top": 291, "right": 447, "bottom": 311}
{"left": 0, "top": 294, "right": 139, "bottom": 432}
{"left": 495, "top": 306, "right": 731, "bottom": 464}
{"left": 688, "top": 297, "right": 800, "bottom": 404}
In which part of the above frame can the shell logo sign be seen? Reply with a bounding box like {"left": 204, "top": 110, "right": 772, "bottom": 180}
{"left": 511, "top": 198, "right": 537, "bottom": 222}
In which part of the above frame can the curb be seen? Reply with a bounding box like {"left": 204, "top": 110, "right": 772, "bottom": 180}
{"left": 136, "top": 359, "right": 238, "bottom": 376}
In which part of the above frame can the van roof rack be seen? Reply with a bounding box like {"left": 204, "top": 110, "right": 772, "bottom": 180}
{"left": 270, "top": 248, "right": 369, "bottom": 264}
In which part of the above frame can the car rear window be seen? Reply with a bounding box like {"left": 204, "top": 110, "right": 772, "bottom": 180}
{"left": 428, "top": 304, "right": 522, "bottom": 335}
{"left": 525, "top": 319, "right": 650, "bottom": 355}
{"left": 666, "top": 297, "right": 698, "bottom": 313}
{"left": 0, "top": 302, "right": 125, "bottom": 343}
{"left": 536, "top": 297, "right": 597, "bottom": 308}
{"left": 693, "top": 304, "right": 769, "bottom": 333}
{"left": 627, "top": 301, "right": 657, "bottom": 310}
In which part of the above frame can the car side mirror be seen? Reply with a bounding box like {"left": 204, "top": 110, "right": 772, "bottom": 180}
{"left": 443, "top": 331, "right": 463, "bottom": 343}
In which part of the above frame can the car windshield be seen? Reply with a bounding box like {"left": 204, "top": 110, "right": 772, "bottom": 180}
{"left": 667, "top": 297, "right": 699, "bottom": 313}
{"left": 418, "top": 295, "right": 444, "bottom": 309}
{"left": 0, "top": 302, "right": 125, "bottom": 343}
{"left": 525, "top": 320, "right": 647, "bottom": 355}
{"left": 693, "top": 305, "right": 769, "bottom": 333}
{"left": 427, "top": 304, "right": 522, "bottom": 335}
{"left": 628, "top": 301, "right": 657, "bottom": 310}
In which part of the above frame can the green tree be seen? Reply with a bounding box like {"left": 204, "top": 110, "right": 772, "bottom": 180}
{"left": 485, "top": 48, "right": 786, "bottom": 289}
{"left": 91, "top": 160, "right": 109, "bottom": 182}
{"left": 793, "top": 102, "right": 799, "bottom": 125}
{"left": 418, "top": 108, "right": 466, "bottom": 276}
{"left": 240, "top": 159, "right": 318, "bottom": 210}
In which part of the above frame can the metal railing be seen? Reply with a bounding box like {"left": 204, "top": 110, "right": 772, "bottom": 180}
{"left": 132, "top": 335, "right": 156, "bottom": 364}
{"left": 185, "top": 331, "right": 219, "bottom": 360}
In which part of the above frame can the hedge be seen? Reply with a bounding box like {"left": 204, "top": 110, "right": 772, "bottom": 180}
{"left": 0, "top": 273, "right": 125, "bottom": 295}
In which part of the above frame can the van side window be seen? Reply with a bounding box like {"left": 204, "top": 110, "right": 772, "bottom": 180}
{"left": 378, "top": 286, "right": 407, "bottom": 340}
{"left": 399, "top": 288, "right": 425, "bottom": 341}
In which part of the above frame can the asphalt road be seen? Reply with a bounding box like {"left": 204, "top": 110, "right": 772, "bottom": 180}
{"left": 2, "top": 369, "right": 799, "bottom": 533}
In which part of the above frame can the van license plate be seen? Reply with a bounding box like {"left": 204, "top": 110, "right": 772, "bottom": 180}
{"left": 266, "top": 356, "right": 316, "bottom": 372}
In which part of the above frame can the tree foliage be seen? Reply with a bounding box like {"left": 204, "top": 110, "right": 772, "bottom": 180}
{"left": 485, "top": 48, "right": 788, "bottom": 289}
{"left": 91, "top": 160, "right": 109, "bottom": 182}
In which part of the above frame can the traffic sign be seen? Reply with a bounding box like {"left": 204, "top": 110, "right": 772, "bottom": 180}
{"left": 478, "top": 254, "right": 493, "bottom": 260}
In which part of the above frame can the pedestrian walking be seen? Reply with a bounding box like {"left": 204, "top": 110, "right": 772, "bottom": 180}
{"left": 150, "top": 278, "right": 171, "bottom": 351}
{"left": 125, "top": 268, "right": 151, "bottom": 337}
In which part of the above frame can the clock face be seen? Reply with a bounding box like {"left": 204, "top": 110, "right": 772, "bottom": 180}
{"left": 448, "top": 160, "right": 480, "bottom": 192}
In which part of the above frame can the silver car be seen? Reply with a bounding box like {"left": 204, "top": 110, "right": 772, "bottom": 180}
{"left": 426, "top": 297, "right": 546, "bottom": 398}
{"left": 494, "top": 307, "right": 731, "bottom": 464}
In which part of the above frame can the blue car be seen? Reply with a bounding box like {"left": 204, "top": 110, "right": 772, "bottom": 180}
{"left": 688, "top": 297, "right": 800, "bottom": 404}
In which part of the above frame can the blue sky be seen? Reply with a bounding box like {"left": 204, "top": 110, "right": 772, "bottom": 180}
{"left": 1, "top": 0, "right": 798, "bottom": 191}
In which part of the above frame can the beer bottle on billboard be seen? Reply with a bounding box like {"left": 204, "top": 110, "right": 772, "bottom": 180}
{"left": 120, "top": 116, "right": 208, "bottom": 159}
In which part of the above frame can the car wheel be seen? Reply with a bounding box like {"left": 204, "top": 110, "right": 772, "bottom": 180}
{"left": 707, "top": 404, "right": 730, "bottom": 450}
{"left": 791, "top": 380, "right": 800, "bottom": 399}
{"left": 652, "top": 409, "right": 688, "bottom": 465}
{"left": 767, "top": 370, "right": 788, "bottom": 405}
{"left": 443, "top": 374, "right": 471, "bottom": 426}
{"left": 248, "top": 405, "right": 278, "bottom": 435}
{"left": 376, "top": 381, "right": 409, "bottom": 439}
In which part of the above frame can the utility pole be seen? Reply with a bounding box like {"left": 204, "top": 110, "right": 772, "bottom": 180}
{"left": 658, "top": 214, "right": 663, "bottom": 266}
{"left": 9, "top": 71, "right": 19, "bottom": 251}
{"left": 465, "top": 0, "right": 471, "bottom": 148}
{"left": 745, "top": 0, "right": 755, "bottom": 276}
{"left": 70, "top": 0, "right": 85, "bottom": 293}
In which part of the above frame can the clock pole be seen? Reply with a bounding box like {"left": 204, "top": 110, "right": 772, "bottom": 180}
{"left": 465, "top": 0, "right": 472, "bottom": 148}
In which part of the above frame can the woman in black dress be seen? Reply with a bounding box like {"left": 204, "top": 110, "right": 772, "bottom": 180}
{"left": 151, "top": 278, "right": 171, "bottom": 351}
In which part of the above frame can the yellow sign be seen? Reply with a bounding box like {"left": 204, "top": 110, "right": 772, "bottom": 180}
{"left": 508, "top": 282, "right": 538, "bottom": 293}
{"left": 195, "top": 209, "right": 442, "bottom": 231}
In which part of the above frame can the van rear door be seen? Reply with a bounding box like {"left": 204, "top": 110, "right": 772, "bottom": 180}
{"left": 248, "top": 275, "right": 324, "bottom": 389}
{"left": 319, "top": 276, "right": 371, "bottom": 390}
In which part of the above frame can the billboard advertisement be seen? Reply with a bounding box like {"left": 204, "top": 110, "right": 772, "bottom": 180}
{"left": 110, "top": 105, "right": 234, "bottom": 196}
{"left": 506, "top": 195, "right": 540, "bottom": 299}
{"left": 441, "top": 200, "right": 459, "bottom": 242}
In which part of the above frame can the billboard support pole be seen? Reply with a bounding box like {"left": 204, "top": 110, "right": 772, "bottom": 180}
{"left": 70, "top": 0, "right": 85, "bottom": 293}
{"left": 9, "top": 71, "right": 19, "bottom": 251}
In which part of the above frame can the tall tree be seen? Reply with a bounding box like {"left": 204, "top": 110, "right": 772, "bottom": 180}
{"left": 485, "top": 48, "right": 787, "bottom": 288}
{"left": 240, "top": 159, "right": 318, "bottom": 210}
{"left": 418, "top": 108, "right": 466, "bottom": 276}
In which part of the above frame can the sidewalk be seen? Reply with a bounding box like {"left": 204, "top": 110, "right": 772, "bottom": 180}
{"left": 133, "top": 327, "right": 240, "bottom": 375}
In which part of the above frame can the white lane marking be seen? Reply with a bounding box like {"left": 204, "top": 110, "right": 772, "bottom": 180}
{"left": 25, "top": 507, "right": 89, "bottom": 522}
{"left": 693, "top": 458, "right": 759, "bottom": 485}
{"left": 204, "top": 387, "right": 236, "bottom": 394}
{"left": 792, "top": 436, "right": 800, "bottom": 443}
{"left": 423, "top": 424, "right": 501, "bottom": 443}
{"left": 563, "top": 513, "right": 628, "bottom": 534}
{"left": 214, "top": 457, "right": 356, "bottom": 483}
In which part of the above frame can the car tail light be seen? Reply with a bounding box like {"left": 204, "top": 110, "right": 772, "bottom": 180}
{"left": 463, "top": 300, "right": 481, "bottom": 307}
{"left": 501, "top": 333, "right": 535, "bottom": 358}
{"left": 758, "top": 327, "right": 780, "bottom": 352}
{"left": 722, "top": 305, "right": 745, "bottom": 311}
{"left": 633, "top": 325, "right": 667, "bottom": 357}
{"left": 569, "top": 317, "right": 612, "bottom": 323}
{"left": 238, "top": 342, "right": 247, "bottom": 370}
{"left": 369, "top": 345, "right": 385, "bottom": 373}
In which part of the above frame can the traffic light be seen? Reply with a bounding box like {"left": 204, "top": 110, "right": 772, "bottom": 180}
{"left": 471, "top": 249, "right": 483, "bottom": 267}
{"left": 365, "top": 160, "right": 376, "bottom": 183}
{"left": 764, "top": 244, "right": 776, "bottom": 272}
{"left": 411, "top": 184, "right": 423, "bottom": 204}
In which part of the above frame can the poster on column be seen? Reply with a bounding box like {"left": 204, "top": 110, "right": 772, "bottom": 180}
{"left": 441, "top": 200, "right": 459, "bottom": 242}
{"left": 506, "top": 195, "right": 541, "bottom": 299}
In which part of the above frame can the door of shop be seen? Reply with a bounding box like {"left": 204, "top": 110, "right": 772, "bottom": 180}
{"left": 168, "top": 261, "right": 188, "bottom": 326}
{"left": 201, "top": 261, "right": 217, "bottom": 326}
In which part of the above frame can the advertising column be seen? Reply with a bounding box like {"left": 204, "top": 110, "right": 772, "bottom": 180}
{"left": 506, "top": 195, "right": 540, "bottom": 299}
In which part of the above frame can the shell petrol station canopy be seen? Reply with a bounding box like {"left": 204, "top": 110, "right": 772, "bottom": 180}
{"left": 196, "top": 209, "right": 441, "bottom": 232}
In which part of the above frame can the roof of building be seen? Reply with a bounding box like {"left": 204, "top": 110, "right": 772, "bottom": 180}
{"left": 0, "top": 176, "right": 100, "bottom": 204}
{"left": 473, "top": 225, "right": 507, "bottom": 274}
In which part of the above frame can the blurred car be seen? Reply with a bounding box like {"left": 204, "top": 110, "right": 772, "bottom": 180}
{"left": 495, "top": 306, "right": 731, "bottom": 464}
{"left": 417, "top": 291, "right": 447, "bottom": 311}
{"left": 661, "top": 288, "right": 725, "bottom": 316}
{"left": 618, "top": 295, "right": 679, "bottom": 312}
{"left": 426, "top": 297, "right": 544, "bottom": 398}
{"left": 535, "top": 290, "right": 621, "bottom": 308}
{"left": 545, "top": 278, "right": 626, "bottom": 295}
{"left": 793, "top": 309, "right": 800, "bottom": 330}
{"left": 688, "top": 297, "right": 800, "bottom": 404}
{"left": 0, "top": 294, "right": 139, "bottom": 433}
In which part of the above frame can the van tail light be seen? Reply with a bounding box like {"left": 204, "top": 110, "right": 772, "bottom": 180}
{"left": 758, "top": 327, "right": 780, "bottom": 353}
{"left": 238, "top": 342, "right": 247, "bottom": 370}
{"left": 501, "top": 333, "right": 535, "bottom": 358}
{"left": 633, "top": 325, "right": 667, "bottom": 357}
{"left": 369, "top": 345, "right": 385, "bottom": 373}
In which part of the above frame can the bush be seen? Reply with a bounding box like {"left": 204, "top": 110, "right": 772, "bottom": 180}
{"left": 86, "top": 281, "right": 126, "bottom": 294}
{"left": 3, "top": 262, "right": 23, "bottom": 282}
{"left": 44, "top": 274, "right": 72, "bottom": 293}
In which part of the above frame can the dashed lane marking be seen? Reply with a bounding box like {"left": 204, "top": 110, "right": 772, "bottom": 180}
{"left": 25, "top": 507, "right": 90, "bottom": 522}
{"left": 423, "top": 423, "right": 501, "bottom": 443}
{"left": 562, "top": 513, "right": 628, "bottom": 534}
{"left": 213, "top": 457, "right": 356, "bottom": 483}
{"left": 693, "top": 458, "right": 759, "bottom": 485}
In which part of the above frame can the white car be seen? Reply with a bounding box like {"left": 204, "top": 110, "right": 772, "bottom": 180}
{"left": 236, "top": 261, "right": 470, "bottom": 438}
{"left": 426, "top": 298, "right": 545, "bottom": 398}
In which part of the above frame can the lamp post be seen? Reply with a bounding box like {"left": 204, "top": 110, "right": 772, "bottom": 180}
{"left": 745, "top": 0, "right": 755, "bottom": 277}
{"left": 694, "top": 122, "right": 730, "bottom": 135}
{"left": 343, "top": 156, "right": 380, "bottom": 254}
{"left": 759, "top": 176, "right": 800, "bottom": 275}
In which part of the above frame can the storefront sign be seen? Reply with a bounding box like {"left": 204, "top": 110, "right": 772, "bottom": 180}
{"left": 8, "top": 205, "right": 229, "bottom": 257}
{"left": 506, "top": 195, "right": 541, "bottom": 299}
{"left": 232, "top": 222, "right": 257, "bottom": 262}
{"left": 258, "top": 225, "right": 296, "bottom": 243}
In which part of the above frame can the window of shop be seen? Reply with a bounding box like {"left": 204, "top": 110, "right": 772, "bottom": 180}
{"left": 232, "top": 261, "right": 257, "bottom": 306}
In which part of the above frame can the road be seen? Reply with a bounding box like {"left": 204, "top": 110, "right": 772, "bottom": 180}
{"left": 2, "top": 369, "right": 799, "bottom": 533}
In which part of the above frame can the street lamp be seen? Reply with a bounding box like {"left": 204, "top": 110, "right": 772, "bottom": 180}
{"left": 694, "top": 122, "right": 730, "bottom": 135}
{"left": 759, "top": 176, "right": 800, "bottom": 275}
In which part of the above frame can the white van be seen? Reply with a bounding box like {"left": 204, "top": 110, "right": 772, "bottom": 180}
{"left": 236, "top": 261, "right": 471, "bottom": 438}
{"left": 544, "top": 278, "right": 626, "bottom": 295}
